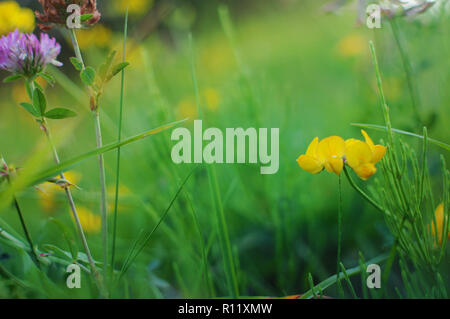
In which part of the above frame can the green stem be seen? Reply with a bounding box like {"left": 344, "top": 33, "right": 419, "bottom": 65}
{"left": 42, "top": 120, "right": 105, "bottom": 295}
{"left": 343, "top": 166, "right": 384, "bottom": 213}
{"left": 69, "top": 28, "right": 85, "bottom": 69}
{"left": 336, "top": 175, "right": 344, "bottom": 297}
{"left": 369, "top": 41, "right": 394, "bottom": 147}
{"left": 10, "top": 192, "right": 40, "bottom": 268}
{"left": 111, "top": 9, "right": 129, "bottom": 281}
{"left": 94, "top": 110, "right": 108, "bottom": 278}
{"left": 69, "top": 28, "right": 108, "bottom": 289}
{"left": 389, "top": 18, "right": 422, "bottom": 127}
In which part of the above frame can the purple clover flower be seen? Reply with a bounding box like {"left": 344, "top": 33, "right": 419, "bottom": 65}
{"left": 0, "top": 29, "right": 62, "bottom": 78}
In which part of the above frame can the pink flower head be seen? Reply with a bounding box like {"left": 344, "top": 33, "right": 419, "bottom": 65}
{"left": 0, "top": 30, "right": 62, "bottom": 77}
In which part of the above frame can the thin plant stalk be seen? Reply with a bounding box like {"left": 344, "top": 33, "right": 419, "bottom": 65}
{"left": 189, "top": 33, "right": 239, "bottom": 297}
{"left": 24, "top": 79, "right": 103, "bottom": 291}
{"left": 336, "top": 175, "right": 344, "bottom": 297}
{"left": 111, "top": 9, "right": 129, "bottom": 280}
{"left": 389, "top": 18, "right": 422, "bottom": 127}
{"left": 343, "top": 166, "right": 384, "bottom": 213}
{"left": 69, "top": 28, "right": 109, "bottom": 277}
{"left": 41, "top": 119, "right": 104, "bottom": 293}
{"left": 94, "top": 110, "right": 108, "bottom": 275}
{"left": 11, "top": 192, "right": 40, "bottom": 268}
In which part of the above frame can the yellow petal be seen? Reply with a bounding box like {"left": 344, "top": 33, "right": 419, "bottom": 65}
{"left": 361, "top": 129, "right": 375, "bottom": 149}
{"left": 324, "top": 157, "right": 344, "bottom": 175}
{"left": 433, "top": 203, "right": 448, "bottom": 245}
{"left": 318, "top": 136, "right": 345, "bottom": 160}
{"left": 353, "top": 163, "right": 377, "bottom": 180}
{"left": 297, "top": 155, "right": 323, "bottom": 174}
{"left": 305, "top": 137, "right": 320, "bottom": 157}
{"left": 345, "top": 139, "right": 372, "bottom": 169}
{"left": 372, "top": 145, "right": 386, "bottom": 164}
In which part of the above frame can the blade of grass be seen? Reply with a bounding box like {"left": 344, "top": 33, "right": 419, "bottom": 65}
{"left": 339, "top": 262, "right": 357, "bottom": 299}
{"left": 189, "top": 32, "right": 239, "bottom": 297}
{"left": 351, "top": 123, "right": 450, "bottom": 151}
{"left": 27, "top": 119, "right": 187, "bottom": 187}
{"left": 117, "top": 168, "right": 196, "bottom": 280}
{"left": 300, "top": 253, "right": 389, "bottom": 299}
{"left": 111, "top": 8, "right": 129, "bottom": 282}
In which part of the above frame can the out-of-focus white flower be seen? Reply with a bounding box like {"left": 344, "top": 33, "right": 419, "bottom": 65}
{"left": 323, "top": 0, "right": 446, "bottom": 24}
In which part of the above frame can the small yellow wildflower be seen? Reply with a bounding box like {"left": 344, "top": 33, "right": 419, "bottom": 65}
{"left": 433, "top": 203, "right": 449, "bottom": 245}
{"left": 297, "top": 136, "right": 345, "bottom": 176}
{"left": 0, "top": 1, "right": 35, "bottom": 35}
{"left": 297, "top": 130, "right": 386, "bottom": 179}
{"left": 74, "top": 206, "right": 101, "bottom": 234}
{"left": 336, "top": 33, "right": 366, "bottom": 58}
{"left": 177, "top": 97, "right": 197, "bottom": 120}
{"left": 115, "top": 0, "right": 154, "bottom": 15}
{"left": 76, "top": 25, "right": 113, "bottom": 50}
{"left": 203, "top": 88, "right": 220, "bottom": 111}
{"left": 345, "top": 130, "right": 386, "bottom": 180}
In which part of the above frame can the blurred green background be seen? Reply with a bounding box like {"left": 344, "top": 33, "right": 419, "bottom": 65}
{"left": 0, "top": 0, "right": 448, "bottom": 298}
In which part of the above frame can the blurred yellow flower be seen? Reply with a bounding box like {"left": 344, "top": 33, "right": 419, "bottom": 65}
{"left": 297, "top": 136, "right": 345, "bottom": 176}
{"left": 38, "top": 171, "right": 81, "bottom": 213}
{"left": 345, "top": 130, "right": 386, "bottom": 180}
{"left": 74, "top": 206, "right": 101, "bottom": 234}
{"left": 115, "top": 0, "right": 154, "bottom": 15}
{"left": 177, "top": 97, "right": 197, "bottom": 120}
{"left": 77, "top": 25, "right": 113, "bottom": 50}
{"left": 297, "top": 130, "right": 385, "bottom": 179}
{"left": 0, "top": 1, "right": 35, "bottom": 35}
{"left": 336, "top": 33, "right": 366, "bottom": 58}
{"left": 433, "top": 203, "right": 449, "bottom": 246}
{"left": 202, "top": 88, "right": 220, "bottom": 111}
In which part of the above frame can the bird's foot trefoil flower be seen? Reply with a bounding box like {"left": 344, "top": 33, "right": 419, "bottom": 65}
{"left": 297, "top": 130, "right": 386, "bottom": 180}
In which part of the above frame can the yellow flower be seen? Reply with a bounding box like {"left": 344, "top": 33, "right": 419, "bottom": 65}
{"left": 203, "top": 88, "right": 220, "bottom": 111}
{"left": 74, "top": 206, "right": 101, "bottom": 234}
{"left": 297, "top": 137, "right": 323, "bottom": 174}
{"left": 177, "top": 96, "right": 197, "bottom": 120}
{"left": 317, "top": 136, "right": 346, "bottom": 175}
{"left": 297, "top": 136, "right": 345, "bottom": 176}
{"left": 0, "top": 1, "right": 35, "bottom": 35}
{"left": 297, "top": 130, "right": 385, "bottom": 179}
{"left": 433, "top": 203, "right": 449, "bottom": 246}
{"left": 76, "top": 25, "right": 113, "bottom": 50}
{"left": 115, "top": 0, "right": 154, "bottom": 15}
{"left": 336, "top": 33, "right": 366, "bottom": 58}
{"left": 345, "top": 130, "right": 386, "bottom": 180}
